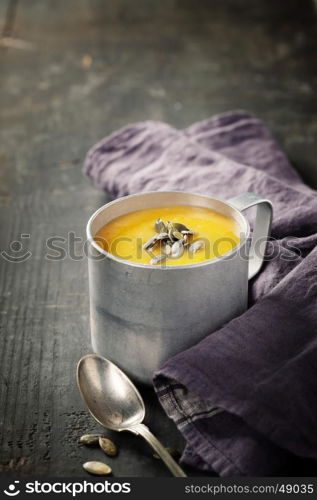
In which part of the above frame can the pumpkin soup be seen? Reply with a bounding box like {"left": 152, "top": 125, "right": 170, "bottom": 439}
{"left": 94, "top": 205, "right": 240, "bottom": 266}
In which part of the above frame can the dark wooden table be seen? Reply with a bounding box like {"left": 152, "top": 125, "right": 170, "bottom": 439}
{"left": 0, "top": 0, "right": 316, "bottom": 477}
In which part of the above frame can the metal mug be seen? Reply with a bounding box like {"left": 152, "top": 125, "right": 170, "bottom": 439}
{"left": 86, "top": 191, "right": 272, "bottom": 384}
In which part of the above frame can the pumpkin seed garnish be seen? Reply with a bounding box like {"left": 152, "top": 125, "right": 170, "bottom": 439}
{"left": 173, "top": 222, "right": 190, "bottom": 233}
{"left": 143, "top": 232, "right": 170, "bottom": 250}
{"left": 143, "top": 235, "right": 159, "bottom": 250}
{"left": 164, "top": 244, "right": 172, "bottom": 255}
{"left": 80, "top": 434, "right": 101, "bottom": 446}
{"left": 155, "top": 218, "right": 167, "bottom": 233}
{"left": 153, "top": 447, "right": 180, "bottom": 460}
{"left": 167, "top": 221, "right": 175, "bottom": 241}
{"left": 172, "top": 230, "right": 184, "bottom": 241}
{"left": 83, "top": 461, "right": 112, "bottom": 476}
{"left": 189, "top": 240, "right": 205, "bottom": 254}
{"left": 150, "top": 254, "right": 167, "bottom": 265}
{"left": 157, "top": 232, "right": 169, "bottom": 240}
{"left": 99, "top": 437, "right": 118, "bottom": 457}
{"left": 145, "top": 218, "right": 198, "bottom": 264}
{"left": 171, "top": 222, "right": 194, "bottom": 236}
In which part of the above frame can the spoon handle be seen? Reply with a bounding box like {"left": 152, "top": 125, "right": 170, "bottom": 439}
{"left": 131, "top": 423, "right": 187, "bottom": 477}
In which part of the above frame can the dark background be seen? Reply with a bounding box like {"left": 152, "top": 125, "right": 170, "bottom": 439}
{"left": 0, "top": 0, "right": 316, "bottom": 477}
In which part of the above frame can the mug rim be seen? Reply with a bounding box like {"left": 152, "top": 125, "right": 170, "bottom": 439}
{"left": 86, "top": 190, "right": 250, "bottom": 270}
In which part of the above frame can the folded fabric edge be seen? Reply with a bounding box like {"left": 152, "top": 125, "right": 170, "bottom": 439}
{"left": 82, "top": 109, "right": 256, "bottom": 182}
{"left": 184, "top": 108, "right": 260, "bottom": 134}
{"left": 83, "top": 120, "right": 176, "bottom": 172}
{"left": 154, "top": 376, "right": 244, "bottom": 476}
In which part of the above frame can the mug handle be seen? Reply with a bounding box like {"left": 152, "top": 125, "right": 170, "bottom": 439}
{"left": 227, "top": 193, "right": 273, "bottom": 280}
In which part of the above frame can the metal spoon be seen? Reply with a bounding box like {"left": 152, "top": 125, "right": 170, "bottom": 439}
{"left": 76, "top": 354, "right": 187, "bottom": 477}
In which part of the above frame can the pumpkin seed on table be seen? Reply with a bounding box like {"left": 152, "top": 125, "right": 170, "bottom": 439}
{"left": 80, "top": 434, "right": 101, "bottom": 446}
{"left": 99, "top": 437, "right": 118, "bottom": 457}
{"left": 83, "top": 461, "right": 112, "bottom": 476}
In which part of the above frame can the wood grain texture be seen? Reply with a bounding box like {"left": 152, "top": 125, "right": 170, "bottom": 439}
{"left": 0, "top": 0, "right": 316, "bottom": 477}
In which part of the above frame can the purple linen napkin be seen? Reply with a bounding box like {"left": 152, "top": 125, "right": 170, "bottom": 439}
{"left": 84, "top": 110, "right": 317, "bottom": 476}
